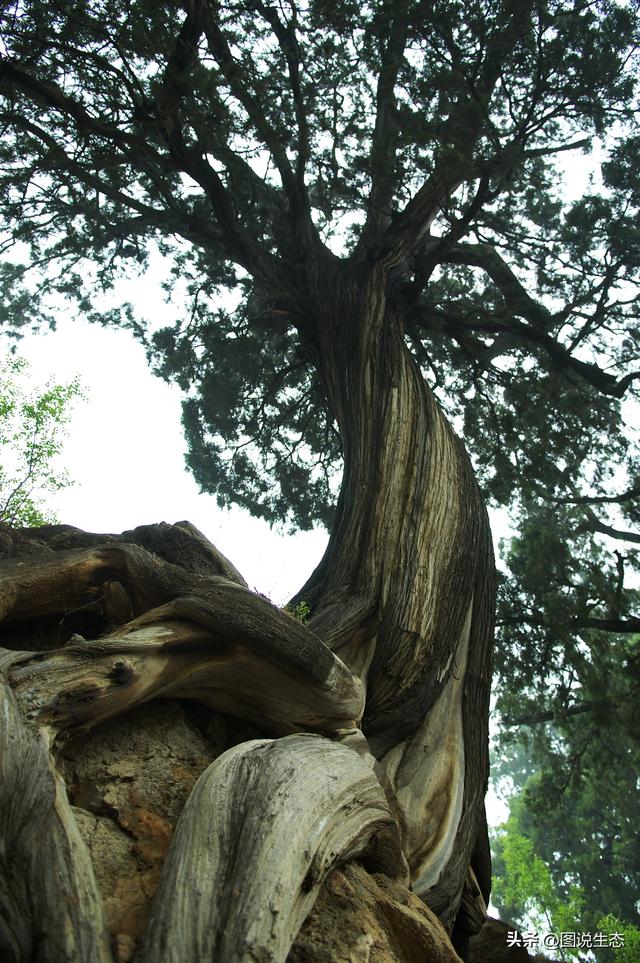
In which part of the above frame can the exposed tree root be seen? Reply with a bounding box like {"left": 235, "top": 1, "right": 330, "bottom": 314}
{"left": 0, "top": 518, "right": 491, "bottom": 961}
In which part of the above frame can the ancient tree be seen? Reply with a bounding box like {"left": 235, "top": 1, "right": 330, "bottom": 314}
{"left": 0, "top": 2, "right": 638, "bottom": 960}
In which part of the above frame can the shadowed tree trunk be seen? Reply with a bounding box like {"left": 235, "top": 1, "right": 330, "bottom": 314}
{"left": 0, "top": 263, "right": 495, "bottom": 963}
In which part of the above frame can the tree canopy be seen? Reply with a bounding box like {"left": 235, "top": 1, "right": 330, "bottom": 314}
{"left": 1, "top": 0, "right": 640, "bottom": 944}
{"left": 1, "top": 0, "right": 638, "bottom": 520}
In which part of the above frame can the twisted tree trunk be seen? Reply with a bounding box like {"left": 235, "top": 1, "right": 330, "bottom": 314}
{"left": 0, "top": 263, "right": 495, "bottom": 962}
{"left": 295, "top": 259, "right": 495, "bottom": 921}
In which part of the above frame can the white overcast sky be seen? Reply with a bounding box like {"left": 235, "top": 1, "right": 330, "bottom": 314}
{"left": 13, "top": 316, "right": 328, "bottom": 607}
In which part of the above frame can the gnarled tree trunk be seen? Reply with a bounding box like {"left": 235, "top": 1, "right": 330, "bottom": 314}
{"left": 295, "top": 258, "right": 495, "bottom": 921}
{"left": 0, "top": 263, "right": 495, "bottom": 962}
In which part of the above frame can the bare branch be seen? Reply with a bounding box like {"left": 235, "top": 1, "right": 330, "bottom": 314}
{"left": 551, "top": 482, "right": 640, "bottom": 507}
{"left": 503, "top": 701, "right": 594, "bottom": 727}
{"left": 500, "top": 612, "right": 640, "bottom": 634}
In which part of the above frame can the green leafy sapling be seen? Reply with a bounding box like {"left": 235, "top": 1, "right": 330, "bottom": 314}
{"left": 0, "top": 355, "right": 83, "bottom": 527}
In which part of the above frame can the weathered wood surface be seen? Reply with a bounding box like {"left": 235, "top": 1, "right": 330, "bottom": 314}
{"left": 287, "top": 267, "right": 495, "bottom": 925}
{"left": 138, "top": 734, "right": 407, "bottom": 962}
{"left": 0, "top": 676, "right": 113, "bottom": 963}
{"left": 2, "top": 544, "right": 364, "bottom": 737}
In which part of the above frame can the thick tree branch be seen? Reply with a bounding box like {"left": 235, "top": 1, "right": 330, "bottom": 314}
{"left": 168, "top": 145, "right": 282, "bottom": 279}
{"left": 497, "top": 612, "right": 640, "bottom": 633}
{"left": 377, "top": 166, "right": 467, "bottom": 268}
{"left": 582, "top": 508, "right": 640, "bottom": 545}
{"left": 0, "top": 677, "right": 113, "bottom": 963}
{"left": 577, "top": 615, "right": 640, "bottom": 632}
{"left": 200, "top": 3, "right": 309, "bottom": 227}
{"left": 0, "top": 111, "right": 229, "bottom": 252}
{"left": 414, "top": 301, "right": 640, "bottom": 398}
{"left": 550, "top": 482, "right": 640, "bottom": 545}
{"left": 522, "top": 136, "right": 591, "bottom": 159}
{"left": 551, "top": 482, "right": 640, "bottom": 506}
{"left": 199, "top": 2, "right": 321, "bottom": 255}
{"left": 153, "top": 0, "right": 282, "bottom": 276}
{"left": 358, "top": 0, "right": 410, "bottom": 248}
{"left": 0, "top": 61, "right": 281, "bottom": 282}
{"left": 250, "top": 0, "right": 310, "bottom": 186}
{"left": 138, "top": 736, "right": 407, "bottom": 962}
{"left": 407, "top": 177, "right": 493, "bottom": 293}
{"left": 373, "top": 0, "right": 536, "bottom": 268}
{"left": 420, "top": 242, "right": 640, "bottom": 397}
{"left": 502, "top": 701, "right": 593, "bottom": 727}
{"left": 157, "top": 0, "right": 208, "bottom": 135}
{"left": 0, "top": 58, "right": 146, "bottom": 148}
{"left": 443, "top": 242, "right": 553, "bottom": 328}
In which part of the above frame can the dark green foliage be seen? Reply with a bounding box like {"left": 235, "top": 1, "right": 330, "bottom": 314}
{"left": 151, "top": 296, "right": 340, "bottom": 528}
{"left": 492, "top": 756, "right": 640, "bottom": 956}
{"left": 1, "top": 0, "right": 639, "bottom": 927}
{"left": 1, "top": 0, "right": 638, "bottom": 526}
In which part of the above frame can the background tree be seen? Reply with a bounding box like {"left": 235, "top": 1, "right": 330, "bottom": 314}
{"left": 491, "top": 783, "right": 639, "bottom": 962}
{"left": 1, "top": 1, "right": 639, "bottom": 960}
{"left": 0, "top": 354, "right": 81, "bottom": 526}
{"left": 597, "top": 916, "right": 640, "bottom": 963}
{"left": 492, "top": 508, "right": 640, "bottom": 938}
{"left": 490, "top": 796, "right": 586, "bottom": 960}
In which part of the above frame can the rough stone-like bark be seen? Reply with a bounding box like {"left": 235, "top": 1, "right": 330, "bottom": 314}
{"left": 289, "top": 862, "right": 463, "bottom": 963}
{"left": 0, "top": 271, "right": 495, "bottom": 963}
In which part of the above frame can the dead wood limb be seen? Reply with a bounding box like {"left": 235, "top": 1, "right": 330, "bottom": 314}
{"left": 137, "top": 734, "right": 408, "bottom": 963}
{"left": 0, "top": 675, "right": 113, "bottom": 963}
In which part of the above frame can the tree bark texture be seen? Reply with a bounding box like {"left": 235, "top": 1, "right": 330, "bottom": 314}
{"left": 292, "top": 259, "right": 495, "bottom": 920}
{"left": 0, "top": 266, "right": 495, "bottom": 961}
